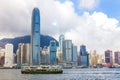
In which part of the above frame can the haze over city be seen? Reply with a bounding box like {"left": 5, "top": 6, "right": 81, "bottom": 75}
{"left": 0, "top": 0, "right": 120, "bottom": 54}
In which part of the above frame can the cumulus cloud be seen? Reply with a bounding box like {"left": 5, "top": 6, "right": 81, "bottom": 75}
{"left": 0, "top": 0, "right": 120, "bottom": 54}
{"left": 64, "top": 12, "right": 120, "bottom": 54}
{"left": 78, "top": 0, "right": 99, "bottom": 10}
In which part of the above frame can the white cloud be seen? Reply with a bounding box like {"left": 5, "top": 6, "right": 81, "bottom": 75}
{"left": 64, "top": 11, "right": 120, "bottom": 54}
{"left": 78, "top": 0, "right": 99, "bottom": 9}
{"left": 0, "top": 0, "right": 120, "bottom": 54}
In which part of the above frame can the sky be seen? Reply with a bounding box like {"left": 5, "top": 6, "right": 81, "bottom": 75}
{"left": 0, "top": 0, "right": 120, "bottom": 54}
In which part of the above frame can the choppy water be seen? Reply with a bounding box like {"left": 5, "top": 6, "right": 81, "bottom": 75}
{"left": 0, "top": 68, "right": 120, "bottom": 80}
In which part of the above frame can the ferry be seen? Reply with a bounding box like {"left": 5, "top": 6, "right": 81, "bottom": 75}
{"left": 21, "top": 65, "right": 63, "bottom": 74}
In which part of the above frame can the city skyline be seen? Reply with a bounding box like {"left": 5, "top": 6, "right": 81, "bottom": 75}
{"left": 0, "top": 0, "right": 120, "bottom": 54}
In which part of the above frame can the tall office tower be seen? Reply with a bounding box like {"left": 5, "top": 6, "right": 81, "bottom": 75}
{"left": 80, "top": 45, "right": 87, "bottom": 56}
{"left": 4, "top": 44, "right": 14, "bottom": 67}
{"left": 31, "top": 8, "right": 40, "bottom": 65}
{"left": 97, "top": 54, "right": 104, "bottom": 64}
{"left": 59, "top": 34, "right": 65, "bottom": 61}
{"left": 49, "top": 40, "right": 57, "bottom": 65}
{"left": 17, "top": 43, "right": 30, "bottom": 65}
{"left": 63, "top": 40, "right": 72, "bottom": 62}
{"left": 79, "top": 45, "right": 89, "bottom": 67}
{"left": 59, "top": 34, "right": 65, "bottom": 52}
{"left": 105, "top": 50, "right": 113, "bottom": 66}
{"left": 17, "top": 43, "right": 23, "bottom": 64}
{"left": 56, "top": 47, "right": 62, "bottom": 63}
{"left": 72, "top": 45, "right": 78, "bottom": 67}
{"left": 90, "top": 50, "right": 99, "bottom": 66}
{"left": 21, "top": 44, "right": 30, "bottom": 65}
{"left": 114, "top": 51, "right": 120, "bottom": 65}
{"left": 72, "top": 45, "right": 78, "bottom": 62}
{"left": 26, "top": 44, "right": 30, "bottom": 65}
{"left": 41, "top": 46, "right": 49, "bottom": 65}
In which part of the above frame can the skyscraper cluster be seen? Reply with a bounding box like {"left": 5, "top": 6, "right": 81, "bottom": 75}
{"left": 1, "top": 8, "right": 120, "bottom": 68}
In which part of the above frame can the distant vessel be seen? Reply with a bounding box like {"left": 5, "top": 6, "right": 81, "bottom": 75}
{"left": 21, "top": 65, "right": 63, "bottom": 74}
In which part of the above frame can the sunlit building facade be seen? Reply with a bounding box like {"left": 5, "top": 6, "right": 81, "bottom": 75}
{"left": 4, "top": 43, "right": 14, "bottom": 67}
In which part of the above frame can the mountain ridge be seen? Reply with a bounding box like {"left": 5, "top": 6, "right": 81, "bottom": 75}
{"left": 0, "top": 35, "right": 58, "bottom": 53}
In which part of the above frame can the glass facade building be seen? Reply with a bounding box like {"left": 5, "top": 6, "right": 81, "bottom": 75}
{"left": 49, "top": 40, "right": 57, "bottom": 65}
{"left": 63, "top": 40, "right": 72, "bottom": 62}
{"left": 59, "top": 34, "right": 65, "bottom": 52}
{"left": 80, "top": 45, "right": 87, "bottom": 56}
{"left": 59, "top": 34, "right": 65, "bottom": 62}
{"left": 31, "top": 8, "right": 40, "bottom": 65}
{"left": 72, "top": 45, "right": 77, "bottom": 62}
{"left": 105, "top": 50, "right": 112, "bottom": 66}
{"left": 79, "top": 45, "right": 89, "bottom": 66}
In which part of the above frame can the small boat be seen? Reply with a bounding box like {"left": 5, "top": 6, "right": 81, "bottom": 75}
{"left": 21, "top": 65, "right": 63, "bottom": 74}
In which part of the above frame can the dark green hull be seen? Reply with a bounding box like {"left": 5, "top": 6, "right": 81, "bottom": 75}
{"left": 21, "top": 69, "right": 63, "bottom": 74}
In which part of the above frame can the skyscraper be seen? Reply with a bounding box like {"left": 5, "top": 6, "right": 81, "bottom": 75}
{"left": 31, "top": 8, "right": 40, "bottom": 65}
{"left": 17, "top": 43, "right": 30, "bottom": 65}
{"left": 49, "top": 40, "right": 57, "bottom": 65}
{"left": 4, "top": 43, "right": 14, "bottom": 67}
{"left": 59, "top": 34, "right": 65, "bottom": 53}
{"left": 90, "top": 50, "right": 99, "bottom": 66}
{"left": 80, "top": 45, "right": 87, "bottom": 56}
{"left": 59, "top": 34, "right": 65, "bottom": 62}
{"left": 41, "top": 46, "right": 49, "bottom": 65}
{"left": 79, "top": 45, "right": 89, "bottom": 67}
{"left": 114, "top": 51, "right": 120, "bottom": 65}
{"left": 72, "top": 45, "right": 77, "bottom": 62}
{"left": 105, "top": 50, "right": 113, "bottom": 66}
{"left": 63, "top": 40, "right": 72, "bottom": 62}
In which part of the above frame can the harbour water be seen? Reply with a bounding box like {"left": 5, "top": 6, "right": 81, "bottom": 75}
{"left": 0, "top": 68, "right": 120, "bottom": 80}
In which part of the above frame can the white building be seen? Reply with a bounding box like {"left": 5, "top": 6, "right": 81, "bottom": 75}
{"left": 0, "top": 49, "right": 5, "bottom": 65}
{"left": 17, "top": 43, "right": 30, "bottom": 65}
{"left": 4, "top": 43, "right": 14, "bottom": 67}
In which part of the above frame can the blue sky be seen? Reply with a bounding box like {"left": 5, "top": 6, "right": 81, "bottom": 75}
{"left": 58, "top": 0, "right": 120, "bottom": 21}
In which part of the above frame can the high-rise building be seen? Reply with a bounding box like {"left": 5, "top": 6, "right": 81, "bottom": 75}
{"left": 59, "top": 34, "right": 65, "bottom": 61}
{"left": 41, "top": 46, "right": 49, "bottom": 65}
{"left": 49, "top": 40, "right": 57, "bottom": 65}
{"left": 22, "top": 44, "right": 30, "bottom": 65}
{"left": 72, "top": 45, "right": 77, "bottom": 62}
{"left": 90, "top": 50, "right": 99, "bottom": 66}
{"left": 59, "top": 34, "right": 65, "bottom": 52}
{"left": 17, "top": 43, "right": 30, "bottom": 65}
{"left": 63, "top": 40, "right": 72, "bottom": 62}
{"left": 80, "top": 45, "right": 87, "bottom": 56}
{"left": 4, "top": 43, "right": 14, "bottom": 67}
{"left": 31, "top": 8, "right": 40, "bottom": 65}
{"left": 105, "top": 50, "right": 113, "bottom": 66}
{"left": 114, "top": 51, "right": 120, "bottom": 65}
{"left": 79, "top": 45, "right": 89, "bottom": 67}
{"left": 17, "top": 43, "right": 23, "bottom": 64}
{"left": 56, "top": 47, "right": 62, "bottom": 63}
